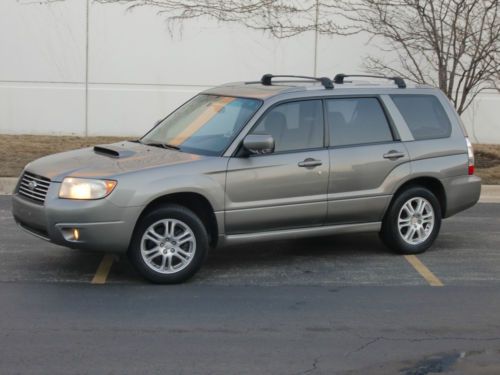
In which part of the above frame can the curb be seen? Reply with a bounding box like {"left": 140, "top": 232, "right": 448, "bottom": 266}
{"left": 0, "top": 177, "right": 17, "bottom": 195}
{"left": 479, "top": 185, "right": 500, "bottom": 203}
{"left": 0, "top": 177, "right": 499, "bottom": 202}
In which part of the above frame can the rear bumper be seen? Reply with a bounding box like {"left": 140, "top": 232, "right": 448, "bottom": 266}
{"left": 443, "top": 175, "right": 481, "bottom": 218}
{"left": 11, "top": 184, "right": 143, "bottom": 253}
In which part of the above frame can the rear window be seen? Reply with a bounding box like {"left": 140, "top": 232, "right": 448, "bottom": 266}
{"left": 391, "top": 95, "right": 452, "bottom": 140}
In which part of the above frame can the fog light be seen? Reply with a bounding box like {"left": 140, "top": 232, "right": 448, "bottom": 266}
{"left": 61, "top": 227, "right": 81, "bottom": 242}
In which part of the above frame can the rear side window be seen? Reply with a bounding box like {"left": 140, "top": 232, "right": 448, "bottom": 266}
{"left": 326, "top": 97, "right": 393, "bottom": 147}
{"left": 391, "top": 95, "right": 452, "bottom": 140}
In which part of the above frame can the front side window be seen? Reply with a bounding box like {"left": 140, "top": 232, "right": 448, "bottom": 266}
{"left": 390, "top": 94, "right": 452, "bottom": 140}
{"left": 326, "top": 97, "right": 393, "bottom": 147}
{"left": 250, "top": 100, "right": 324, "bottom": 152}
{"left": 142, "top": 94, "right": 261, "bottom": 156}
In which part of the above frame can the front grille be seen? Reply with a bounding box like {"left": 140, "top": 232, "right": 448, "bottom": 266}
{"left": 18, "top": 171, "right": 51, "bottom": 204}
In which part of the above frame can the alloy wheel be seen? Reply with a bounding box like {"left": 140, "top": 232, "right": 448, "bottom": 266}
{"left": 140, "top": 218, "right": 196, "bottom": 274}
{"left": 397, "top": 197, "right": 435, "bottom": 245}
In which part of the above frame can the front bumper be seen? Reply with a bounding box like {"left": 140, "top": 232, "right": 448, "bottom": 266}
{"left": 12, "top": 182, "right": 143, "bottom": 253}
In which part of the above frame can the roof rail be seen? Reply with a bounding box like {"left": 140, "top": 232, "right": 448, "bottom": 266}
{"left": 260, "top": 74, "right": 334, "bottom": 90}
{"left": 333, "top": 74, "right": 406, "bottom": 89}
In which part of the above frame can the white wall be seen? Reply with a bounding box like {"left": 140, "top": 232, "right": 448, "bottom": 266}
{"left": 461, "top": 90, "right": 500, "bottom": 144}
{"left": 0, "top": 0, "right": 499, "bottom": 142}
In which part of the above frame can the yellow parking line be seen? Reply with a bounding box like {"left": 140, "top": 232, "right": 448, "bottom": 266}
{"left": 91, "top": 254, "right": 114, "bottom": 284}
{"left": 404, "top": 255, "right": 443, "bottom": 287}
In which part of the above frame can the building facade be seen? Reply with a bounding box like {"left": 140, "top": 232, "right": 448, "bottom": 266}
{"left": 0, "top": 1, "right": 498, "bottom": 143}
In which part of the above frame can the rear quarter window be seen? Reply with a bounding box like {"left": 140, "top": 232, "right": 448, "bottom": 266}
{"left": 391, "top": 94, "right": 452, "bottom": 140}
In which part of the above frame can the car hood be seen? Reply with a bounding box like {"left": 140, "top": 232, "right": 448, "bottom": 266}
{"left": 25, "top": 141, "right": 205, "bottom": 181}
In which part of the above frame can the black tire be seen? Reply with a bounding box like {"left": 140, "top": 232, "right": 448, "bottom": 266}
{"left": 128, "top": 204, "right": 209, "bottom": 284}
{"left": 380, "top": 186, "right": 442, "bottom": 254}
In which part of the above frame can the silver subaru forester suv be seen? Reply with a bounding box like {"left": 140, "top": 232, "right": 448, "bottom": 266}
{"left": 12, "top": 74, "right": 481, "bottom": 283}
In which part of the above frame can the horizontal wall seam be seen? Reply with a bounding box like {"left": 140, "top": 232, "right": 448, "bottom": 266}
{"left": 0, "top": 79, "right": 215, "bottom": 88}
{"left": 0, "top": 80, "right": 498, "bottom": 95}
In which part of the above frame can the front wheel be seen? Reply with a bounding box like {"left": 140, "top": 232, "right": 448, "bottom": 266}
{"left": 380, "top": 187, "right": 442, "bottom": 254}
{"left": 128, "top": 205, "right": 209, "bottom": 284}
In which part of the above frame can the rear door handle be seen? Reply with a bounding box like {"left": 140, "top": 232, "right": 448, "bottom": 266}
{"left": 298, "top": 158, "right": 323, "bottom": 168}
{"left": 383, "top": 151, "right": 406, "bottom": 160}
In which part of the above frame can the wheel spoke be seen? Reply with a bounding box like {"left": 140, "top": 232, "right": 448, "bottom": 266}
{"left": 417, "top": 226, "right": 426, "bottom": 239}
{"left": 145, "top": 230, "right": 162, "bottom": 244}
{"left": 160, "top": 220, "right": 170, "bottom": 238}
{"left": 404, "top": 202, "right": 415, "bottom": 215}
{"left": 174, "top": 252, "right": 189, "bottom": 264}
{"left": 160, "top": 255, "right": 167, "bottom": 270}
{"left": 176, "top": 248, "right": 191, "bottom": 258}
{"left": 421, "top": 201, "right": 429, "bottom": 214}
{"left": 144, "top": 246, "right": 160, "bottom": 254}
{"left": 176, "top": 231, "right": 191, "bottom": 241}
{"left": 415, "top": 199, "right": 424, "bottom": 214}
{"left": 178, "top": 234, "right": 194, "bottom": 246}
{"left": 168, "top": 221, "right": 176, "bottom": 237}
{"left": 422, "top": 216, "right": 433, "bottom": 224}
{"left": 405, "top": 227, "right": 416, "bottom": 241}
{"left": 398, "top": 218, "right": 411, "bottom": 228}
{"left": 146, "top": 250, "right": 160, "bottom": 261}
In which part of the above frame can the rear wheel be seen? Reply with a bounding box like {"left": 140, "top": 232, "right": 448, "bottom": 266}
{"left": 380, "top": 187, "right": 441, "bottom": 254}
{"left": 128, "top": 204, "right": 209, "bottom": 283}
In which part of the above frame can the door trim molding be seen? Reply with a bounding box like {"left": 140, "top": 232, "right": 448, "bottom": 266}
{"left": 219, "top": 222, "right": 381, "bottom": 246}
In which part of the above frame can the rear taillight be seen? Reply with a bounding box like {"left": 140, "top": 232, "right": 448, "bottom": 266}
{"left": 466, "top": 137, "right": 475, "bottom": 175}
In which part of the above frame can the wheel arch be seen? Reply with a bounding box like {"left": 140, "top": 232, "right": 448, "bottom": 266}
{"left": 388, "top": 177, "right": 447, "bottom": 217}
{"left": 134, "top": 192, "right": 219, "bottom": 248}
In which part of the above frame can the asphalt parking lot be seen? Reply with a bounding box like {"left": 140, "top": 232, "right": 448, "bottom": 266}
{"left": 2, "top": 197, "right": 500, "bottom": 287}
{"left": 1, "top": 196, "right": 500, "bottom": 374}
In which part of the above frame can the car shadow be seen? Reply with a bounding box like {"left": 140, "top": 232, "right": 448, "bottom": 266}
{"left": 108, "top": 232, "right": 395, "bottom": 285}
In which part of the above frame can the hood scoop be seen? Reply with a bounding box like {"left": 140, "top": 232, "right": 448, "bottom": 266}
{"left": 93, "top": 144, "right": 135, "bottom": 158}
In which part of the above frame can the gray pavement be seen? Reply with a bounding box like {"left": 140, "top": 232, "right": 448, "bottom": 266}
{"left": 1, "top": 197, "right": 500, "bottom": 286}
{"left": 1, "top": 196, "right": 500, "bottom": 374}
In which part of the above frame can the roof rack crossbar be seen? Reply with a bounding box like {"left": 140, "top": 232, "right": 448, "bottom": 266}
{"left": 333, "top": 74, "right": 406, "bottom": 89}
{"left": 261, "top": 74, "right": 334, "bottom": 90}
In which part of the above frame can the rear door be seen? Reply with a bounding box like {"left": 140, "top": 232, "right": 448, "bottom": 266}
{"left": 225, "top": 99, "right": 329, "bottom": 234}
{"left": 326, "top": 97, "right": 410, "bottom": 224}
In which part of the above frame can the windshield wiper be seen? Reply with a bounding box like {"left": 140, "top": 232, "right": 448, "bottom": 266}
{"left": 163, "top": 143, "right": 181, "bottom": 150}
{"left": 143, "top": 142, "right": 180, "bottom": 151}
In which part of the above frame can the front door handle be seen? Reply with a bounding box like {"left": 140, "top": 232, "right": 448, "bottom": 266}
{"left": 298, "top": 158, "right": 323, "bottom": 168}
{"left": 383, "top": 150, "right": 406, "bottom": 160}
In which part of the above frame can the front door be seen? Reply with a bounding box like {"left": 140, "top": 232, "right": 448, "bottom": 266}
{"left": 225, "top": 99, "right": 329, "bottom": 234}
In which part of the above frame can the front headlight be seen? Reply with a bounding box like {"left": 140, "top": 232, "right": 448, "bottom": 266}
{"left": 59, "top": 177, "right": 117, "bottom": 200}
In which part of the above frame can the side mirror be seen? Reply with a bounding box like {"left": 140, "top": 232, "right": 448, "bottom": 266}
{"left": 242, "top": 133, "right": 275, "bottom": 155}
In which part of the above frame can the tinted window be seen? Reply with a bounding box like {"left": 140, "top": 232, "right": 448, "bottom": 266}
{"left": 142, "top": 95, "right": 261, "bottom": 156}
{"left": 391, "top": 95, "right": 452, "bottom": 140}
{"left": 251, "top": 100, "right": 323, "bottom": 152}
{"left": 326, "top": 98, "right": 393, "bottom": 146}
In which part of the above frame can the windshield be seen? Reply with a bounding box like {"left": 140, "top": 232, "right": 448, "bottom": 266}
{"left": 141, "top": 94, "right": 262, "bottom": 156}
